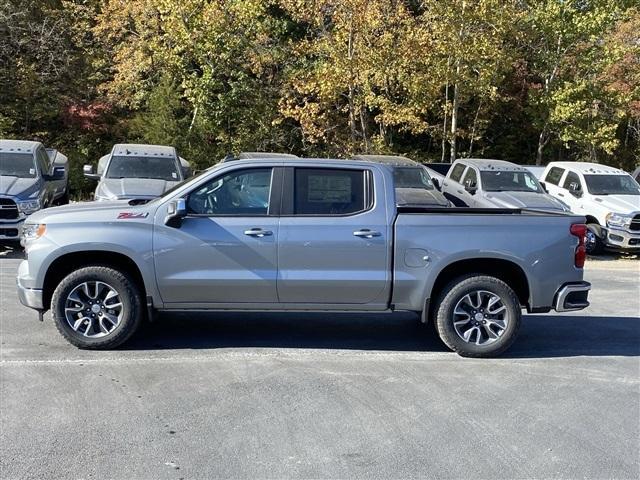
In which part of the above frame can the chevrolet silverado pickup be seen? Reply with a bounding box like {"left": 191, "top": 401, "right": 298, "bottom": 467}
{"left": 0, "top": 139, "right": 68, "bottom": 242}
{"left": 17, "top": 157, "right": 591, "bottom": 357}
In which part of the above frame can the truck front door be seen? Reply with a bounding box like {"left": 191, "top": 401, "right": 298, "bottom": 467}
{"left": 276, "top": 166, "right": 391, "bottom": 308}
{"left": 153, "top": 166, "right": 280, "bottom": 306}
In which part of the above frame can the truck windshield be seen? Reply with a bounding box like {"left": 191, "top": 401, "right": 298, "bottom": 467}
{"left": 584, "top": 174, "right": 640, "bottom": 195}
{"left": 106, "top": 156, "right": 180, "bottom": 181}
{"left": 0, "top": 152, "right": 36, "bottom": 178}
{"left": 393, "top": 167, "right": 434, "bottom": 190}
{"left": 480, "top": 171, "right": 542, "bottom": 193}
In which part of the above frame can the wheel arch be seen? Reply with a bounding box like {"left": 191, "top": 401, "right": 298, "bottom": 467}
{"left": 42, "top": 251, "right": 147, "bottom": 310}
{"left": 429, "top": 258, "right": 531, "bottom": 313}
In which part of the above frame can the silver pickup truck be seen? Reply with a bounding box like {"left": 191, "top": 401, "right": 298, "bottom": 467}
{"left": 17, "top": 158, "right": 591, "bottom": 357}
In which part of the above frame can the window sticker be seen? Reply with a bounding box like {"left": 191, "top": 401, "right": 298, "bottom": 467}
{"left": 307, "top": 175, "right": 352, "bottom": 203}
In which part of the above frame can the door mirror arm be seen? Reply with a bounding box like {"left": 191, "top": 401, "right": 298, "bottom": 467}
{"left": 165, "top": 198, "right": 187, "bottom": 228}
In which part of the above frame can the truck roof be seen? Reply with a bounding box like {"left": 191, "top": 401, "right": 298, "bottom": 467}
{"left": 352, "top": 155, "right": 420, "bottom": 167}
{"left": 0, "top": 139, "right": 41, "bottom": 153}
{"left": 455, "top": 158, "right": 528, "bottom": 172}
{"left": 238, "top": 152, "right": 299, "bottom": 159}
{"left": 111, "top": 144, "right": 177, "bottom": 158}
{"left": 545, "top": 161, "right": 627, "bottom": 175}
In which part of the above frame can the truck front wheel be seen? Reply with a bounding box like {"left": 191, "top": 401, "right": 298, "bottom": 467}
{"left": 51, "top": 266, "right": 143, "bottom": 349}
{"left": 434, "top": 275, "right": 521, "bottom": 357}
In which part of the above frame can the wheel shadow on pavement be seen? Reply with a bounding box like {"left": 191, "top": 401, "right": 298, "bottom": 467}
{"left": 124, "top": 312, "right": 640, "bottom": 358}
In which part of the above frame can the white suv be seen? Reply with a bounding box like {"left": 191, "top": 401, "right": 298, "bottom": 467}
{"left": 541, "top": 162, "right": 640, "bottom": 254}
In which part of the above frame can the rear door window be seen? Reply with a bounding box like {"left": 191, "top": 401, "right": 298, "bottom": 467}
{"left": 545, "top": 167, "right": 565, "bottom": 185}
{"left": 294, "top": 168, "right": 368, "bottom": 215}
{"left": 449, "top": 163, "right": 467, "bottom": 183}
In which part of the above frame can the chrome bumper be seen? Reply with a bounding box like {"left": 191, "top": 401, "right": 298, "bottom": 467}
{"left": 16, "top": 276, "right": 44, "bottom": 310}
{"left": 0, "top": 218, "right": 25, "bottom": 240}
{"left": 604, "top": 227, "right": 640, "bottom": 250}
{"left": 554, "top": 282, "right": 591, "bottom": 312}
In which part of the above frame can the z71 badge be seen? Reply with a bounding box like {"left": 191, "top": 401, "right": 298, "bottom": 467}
{"left": 117, "top": 212, "right": 149, "bottom": 219}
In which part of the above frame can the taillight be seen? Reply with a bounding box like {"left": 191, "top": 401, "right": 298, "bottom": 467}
{"left": 570, "top": 223, "right": 587, "bottom": 268}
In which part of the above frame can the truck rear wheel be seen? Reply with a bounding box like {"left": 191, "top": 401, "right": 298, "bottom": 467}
{"left": 51, "top": 266, "right": 143, "bottom": 349}
{"left": 585, "top": 224, "right": 604, "bottom": 255}
{"left": 434, "top": 275, "right": 521, "bottom": 357}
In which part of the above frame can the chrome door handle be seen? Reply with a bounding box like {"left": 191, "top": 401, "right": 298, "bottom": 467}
{"left": 558, "top": 193, "right": 565, "bottom": 197}
{"left": 353, "top": 229, "right": 381, "bottom": 238}
{"left": 244, "top": 228, "right": 272, "bottom": 237}
{"left": 457, "top": 190, "right": 464, "bottom": 194}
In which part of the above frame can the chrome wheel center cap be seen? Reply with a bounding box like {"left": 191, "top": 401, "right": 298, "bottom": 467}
{"left": 91, "top": 304, "right": 101, "bottom": 314}
{"left": 474, "top": 312, "right": 484, "bottom": 322}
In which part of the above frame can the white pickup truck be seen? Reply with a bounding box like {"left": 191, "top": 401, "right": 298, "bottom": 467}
{"left": 541, "top": 162, "right": 640, "bottom": 254}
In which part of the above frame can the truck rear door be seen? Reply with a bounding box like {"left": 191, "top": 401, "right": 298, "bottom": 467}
{"left": 276, "top": 165, "right": 391, "bottom": 308}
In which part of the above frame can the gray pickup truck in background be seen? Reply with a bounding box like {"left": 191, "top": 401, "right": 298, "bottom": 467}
{"left": 441, "top": 159, "right": 569, "bottom": 212}
{"left": 0, "top": 139, "right": 68, "bottom": 242}
{"left": 17, "top": 157, "right": 590, "bottom": 357}
{"left": 84, "top": 143, "right": 191, "bottom": 201}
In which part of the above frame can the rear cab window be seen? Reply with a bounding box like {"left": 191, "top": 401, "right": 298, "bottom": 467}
{"left": 449, "top": 163, "right": 467, "bottom": 183}
{"left": 544, "top": 167, "right": 565, "bottom": 185}
{"left": 293, "top": 168, "right": 371, "bottom": 215}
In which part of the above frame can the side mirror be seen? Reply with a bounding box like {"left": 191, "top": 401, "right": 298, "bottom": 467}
{"left": 539, "top": 181, "right": 548, "bottom": 193}
{"left": 569, "top": 182, "right": 582, "bottom": 197}
{"left": 83, "top": 164, "right": 101, "bottom": 181}
{"left": 432, "top": 178, "right": 441, "bottom": 190}
{"left": 165, "top": 198, "right": 187, "bottom": 228}
{"left": 464, "top": 180, "right": 477, "bottom": 195}
{"left": 45, "top": 166, "right": 65, "bottom": 181}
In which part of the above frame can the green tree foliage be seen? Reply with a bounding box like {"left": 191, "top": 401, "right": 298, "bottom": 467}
{"left": 0, "top": 0, "right": 638, "bottom": 198}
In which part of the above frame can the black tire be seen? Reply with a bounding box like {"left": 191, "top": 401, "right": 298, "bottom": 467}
{"left": 434, "top": 275, "right": 521, "bottom": 358}
{"left": 51, "top": 266, "right": 143, "bottom": 349}
{"left": 585, "top": 224, "right": 604, "bottom": 255}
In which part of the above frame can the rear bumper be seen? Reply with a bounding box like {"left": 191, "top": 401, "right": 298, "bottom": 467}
{"left": 553, "top": 281, "right": 591, "bottom": 312}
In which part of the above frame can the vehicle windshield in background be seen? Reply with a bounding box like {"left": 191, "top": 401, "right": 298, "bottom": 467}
{"left": 480, "top": 171, "right": 542, "bottom": 193}
{"left": 0, "top": 152, "right": 36, "bottom": 178}
{"left": 106, "top": 156, "right": 180, "bottom": 181}
{"left": 393, "top": 167, "right": 434, "bottom": 190}
{"left": 584, "top": 174, "right": 640, "bottom": 195}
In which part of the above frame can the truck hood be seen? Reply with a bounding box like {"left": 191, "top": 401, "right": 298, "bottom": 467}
{"left": 99, "top": 177, "right": 180, "bottom": 199}
{"left": 27, "top": 199, "right": 151, "bottom": 224}
{"left": 0, "top": 176, "right": 40, "bottom": 199}
{"left": 592, "top": 194, "right": 640, "bottom": 214}
{"left": 396, "top": 188, "right": 450, "bottom": 207}
{"left": 484, "top": 191, "right": 568, "bottom": 211}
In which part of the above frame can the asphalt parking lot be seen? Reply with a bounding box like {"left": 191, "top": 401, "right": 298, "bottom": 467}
{"left": 0, "top": 248, "right": 638, "bottom": 480}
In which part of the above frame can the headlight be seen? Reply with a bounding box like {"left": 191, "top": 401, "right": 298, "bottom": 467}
{"left": 17, "top": 199, "right": 41, "bottom": 214}
{"left": 606, "top": 212, "right": 632, "bottom": 228}
{"left": 22, "top": 223, "right": 46, "bottom": 241}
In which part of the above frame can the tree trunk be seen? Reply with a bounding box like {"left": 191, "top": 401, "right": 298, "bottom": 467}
{"left": 441, "top": 57, "right": 451, "bottom": 162}
{"left": 450, "top": 79, "right": 459, "bottom": 162}
{"left": 536, "top": 125, "right": 549, "bottom": 165}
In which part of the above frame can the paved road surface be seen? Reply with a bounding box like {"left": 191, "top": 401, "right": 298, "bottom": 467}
{"left": 1, "top": 251, "right": 638, "bottom": 479}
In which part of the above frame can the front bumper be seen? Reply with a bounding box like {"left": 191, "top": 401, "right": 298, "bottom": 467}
{"left": 17, "top": 276, "right": 44, "bottom": 310}
{"left": 604, "top": 227, "right": 640, "bottom": 251}
{"left": 553, "top": 281, "right": 591, "bottom": 312}
{"left": 17, "top": 259, "right": 44, "bottom": 310}
{"left": 0, "top": 218, "right": 25, "bottom": 241}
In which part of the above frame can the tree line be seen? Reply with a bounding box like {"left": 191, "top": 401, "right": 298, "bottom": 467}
{"left": 1, "top": 0, "right": 638, "bottom": 196}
